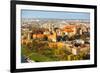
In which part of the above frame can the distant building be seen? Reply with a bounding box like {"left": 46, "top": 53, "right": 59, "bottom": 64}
{"left": 62, "top": 25, "right": 77, "bottom": 37}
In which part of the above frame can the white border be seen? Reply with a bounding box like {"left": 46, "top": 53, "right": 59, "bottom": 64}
{"left": 16, "top": 4, "right": 94, "bottom": 69}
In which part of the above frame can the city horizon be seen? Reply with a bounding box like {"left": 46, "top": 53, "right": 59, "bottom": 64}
{"left": 21, "top": 10, "right": 90, "bottom": 20}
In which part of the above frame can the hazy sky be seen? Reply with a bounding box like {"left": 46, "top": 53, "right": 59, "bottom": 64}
{"left": 21, "top": 10, "right": 90, "bottom": 20}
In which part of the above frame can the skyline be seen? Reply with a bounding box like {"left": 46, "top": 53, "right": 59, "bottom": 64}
{"left": 21, "top": 10, "right": 90, "bottom": 20}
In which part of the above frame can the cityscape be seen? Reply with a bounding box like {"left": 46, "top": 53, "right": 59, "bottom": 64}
{"left": 21, "top": 10, "right": 90, "bottom": 63}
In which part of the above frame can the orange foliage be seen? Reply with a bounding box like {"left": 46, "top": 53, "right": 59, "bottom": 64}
{"left": 49, "top": 42, "right": 65, "bottom": 49}
{"left": 33, "top": 34, "right": 45, "bottom": 39}
{"left": 33, "top": 32, "right": 57, "bottom": 42}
